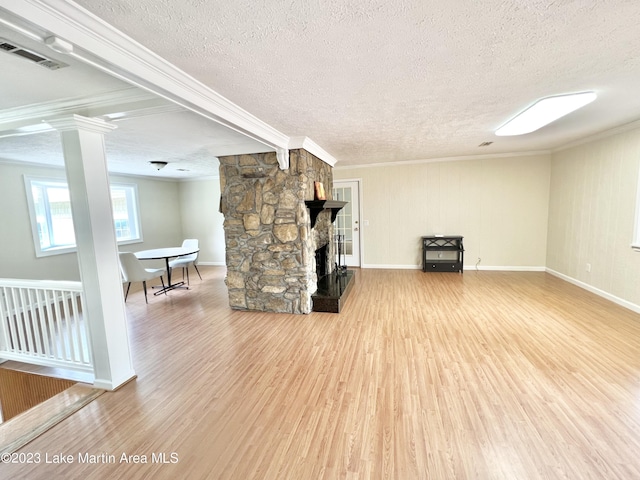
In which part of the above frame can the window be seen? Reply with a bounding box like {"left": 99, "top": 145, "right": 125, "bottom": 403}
{"left": 110, "top": 184, "right": 141, "bottom": 243}
{"left": 25, "top": 177, "right": 142, "bottom": 257}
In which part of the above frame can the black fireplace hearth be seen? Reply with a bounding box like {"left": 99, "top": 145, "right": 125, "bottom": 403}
{"left": 312, "top": 234, "right": 354, "bottom": 313}
{"left": 311, "top": 270, "right": 355, "bottom": 313}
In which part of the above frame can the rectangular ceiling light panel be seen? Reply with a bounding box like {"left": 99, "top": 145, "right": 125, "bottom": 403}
{"left": 495, "top": 91, "right": 597, "bottom": 136}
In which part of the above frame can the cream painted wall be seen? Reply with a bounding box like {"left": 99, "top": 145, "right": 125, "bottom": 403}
{"left": 178, "top": 178, "right": 226, "bottom": 265}
{"left": 334, "top": 154, "right": 551, "bottom": 269}
{"left": 547, "top": 127, "right": 640, "bottom": 306}
{"left": 0, "top": 163, "right": 183, "bottom": 280}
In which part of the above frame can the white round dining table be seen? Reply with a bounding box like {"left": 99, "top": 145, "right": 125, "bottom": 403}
{"left": 135, "top": 246, "right": 199, "bottom": 294}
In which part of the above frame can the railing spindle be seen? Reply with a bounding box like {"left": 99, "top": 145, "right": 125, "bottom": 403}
{"left": 37, "top": 288, "right": 49, "bottom": 358}
{"left": 0, "top": 287, "right": 8, "bottom": 351}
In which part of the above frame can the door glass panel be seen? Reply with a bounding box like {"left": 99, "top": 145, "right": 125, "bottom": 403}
{"left": 333, "top": 186, "right": 353, "bottom": 255}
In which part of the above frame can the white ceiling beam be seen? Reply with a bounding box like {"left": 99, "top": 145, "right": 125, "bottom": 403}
{"left": 0, "top": 88, "right": 164, "bottom": 131}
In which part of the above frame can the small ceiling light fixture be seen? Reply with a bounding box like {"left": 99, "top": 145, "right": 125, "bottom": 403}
{"left": 149, "top": 161, "right": 168, "bottom": 171}
{"left": 495, "top": 91, "right": 597, "bottom": 136}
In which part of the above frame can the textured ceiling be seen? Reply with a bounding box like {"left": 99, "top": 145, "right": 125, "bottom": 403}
{"left": 3, "top": 1, "right": 640, "bottom": 175}
{"left": 69, "top": 0, "right": 640, "bottom": 166}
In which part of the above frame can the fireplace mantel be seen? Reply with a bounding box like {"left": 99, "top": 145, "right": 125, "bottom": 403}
{"left": 305, "top": 200, "right": 347, "bottom": 229}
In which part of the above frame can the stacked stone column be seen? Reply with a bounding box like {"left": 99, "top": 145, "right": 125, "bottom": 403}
{"left": 219, "top": 149, "right": 333, "bottom": 314}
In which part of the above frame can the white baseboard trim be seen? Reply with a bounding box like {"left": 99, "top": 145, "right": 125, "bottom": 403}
{"left": 197, "top": 262, "right": 226, "bottom": 266}
{"left": 93, "top": 370, "right": 137, "bottom": 391}
{"left": 362, "top": 264, "right": 422, "bottom": 269}
{"left": 475, "top": 266, "right": 546, "bottom": 272}
{"left": 361, "top": 264, "right": 545, "bottom": 271}
{"left": 546, "top": 268, "right": 640, "bottom": 314}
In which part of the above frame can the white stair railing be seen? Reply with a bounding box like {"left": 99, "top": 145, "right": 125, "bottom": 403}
{"left": 0, "top": 279, "right": 93, "bottom": 373}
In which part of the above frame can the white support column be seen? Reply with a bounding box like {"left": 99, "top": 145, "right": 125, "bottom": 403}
{"left": 50, "top": 115, "right": 136, "bottom": 390}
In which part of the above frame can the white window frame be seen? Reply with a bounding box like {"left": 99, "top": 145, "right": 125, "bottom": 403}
{"left": 24, "top": 176, "right": 143, "bottom": 257}
{"left": 110, "top": 183, "right": 143, "bottom": 247}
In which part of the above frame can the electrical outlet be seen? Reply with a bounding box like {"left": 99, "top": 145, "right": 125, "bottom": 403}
{"left": 586, "top": 263, "right": 591, "bottom": 272}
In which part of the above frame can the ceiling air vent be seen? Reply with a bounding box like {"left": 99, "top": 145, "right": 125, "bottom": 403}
{"left": 0, "top": 41, "right": 17, "bottom": 51}
{"left": 0, "top": 38, "right": 68, "bottom": 70}
{"left": 478, "top": 141, "right": 493, "bottom": 147}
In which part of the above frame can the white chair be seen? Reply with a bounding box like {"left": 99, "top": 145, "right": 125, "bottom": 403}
{"left": 169, "top": 239, "right": 202, "bottom": 285}
{"left": 119, "top": 252, "right": 167, "bottom": 303}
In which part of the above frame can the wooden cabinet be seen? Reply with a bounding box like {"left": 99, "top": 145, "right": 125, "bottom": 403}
{"left": 422, "top": 236, "right": 464, "bottom": 273}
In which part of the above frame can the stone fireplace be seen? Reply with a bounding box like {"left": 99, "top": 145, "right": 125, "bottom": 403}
{"left": 219, "top": 148, "right": 334, "bottom": 314}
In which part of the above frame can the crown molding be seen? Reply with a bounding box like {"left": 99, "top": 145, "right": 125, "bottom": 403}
{"left": 0, "top": 157, "right": 212, "bottom": 182}
{"left": 177, "top": 175, "right": 220, "bottom": 183}
{"left": 334, "top": 150, "right": 551, "bottom": 170}
{"left": 109, "top": 171, "right": 186, "bottom": 183}
{"left": 0, "top": 0, "right": 291, "bottom": 153}
{"left": 0, "top": 157, "right": 64, "bottom": 170}
{"left": 289, "top": 136, "right": 337, "bottom": 167}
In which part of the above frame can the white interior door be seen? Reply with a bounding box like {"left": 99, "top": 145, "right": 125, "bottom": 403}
{"left": 333, "top": 180, "right": 361, "bottom": 267}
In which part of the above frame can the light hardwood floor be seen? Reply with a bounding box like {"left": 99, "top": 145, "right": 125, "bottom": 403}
{"left": 3, "top": 267, "right": 640, "bottom": 479}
